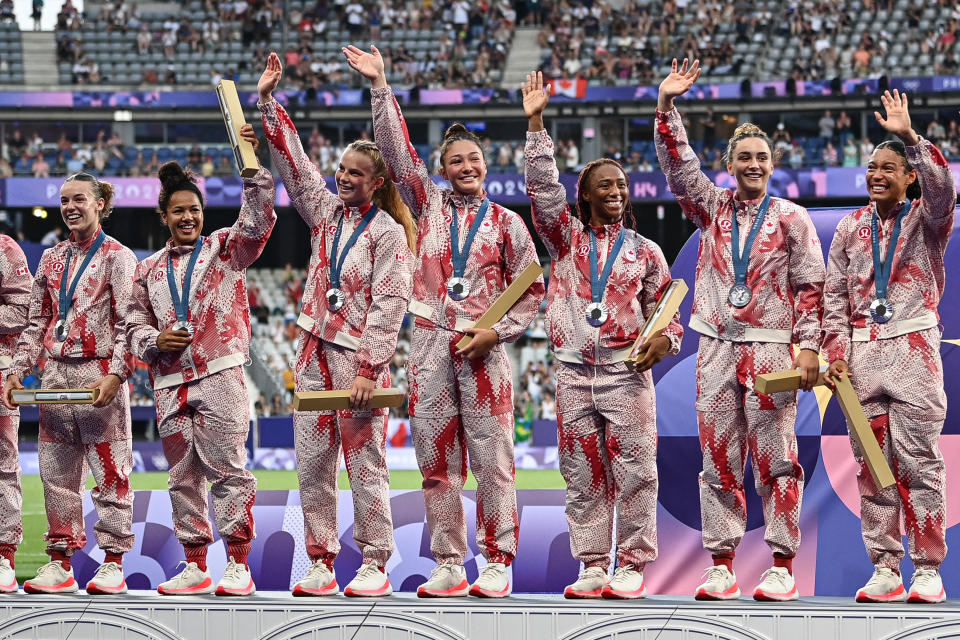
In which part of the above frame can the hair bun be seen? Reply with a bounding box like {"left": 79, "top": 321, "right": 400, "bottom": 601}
{"left": 443, "top": 122, "right": 470, "bottom": 140}
{"left": 732, "top": 123, "right": 765, "bottom": 138}
{"left": 158, "top": 160, "right": 197, "bottom": 187}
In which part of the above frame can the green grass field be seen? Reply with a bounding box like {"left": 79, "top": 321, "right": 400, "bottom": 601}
{"left": 17, "top": 468, "right": 564, "bottom": 582}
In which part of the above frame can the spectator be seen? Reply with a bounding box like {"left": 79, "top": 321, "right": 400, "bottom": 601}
{"left": 841, "top": 138, "right": 858, "bottom": 166}
{"left": 136, "top": 24, "right": 151, "bottom": 55}
{"left": 821, "top": 140, "right": 838, "bottom": 166}
{"left": 818, "top": 109, "right": 835, "bottom": 144}
{"left": 927, "top": 119, "right": 946, "bottom": 142}
{"left": 31, "top": 154, "right": 50, "bottom": 178}
{"left": 32, "top": 0, "right": 43, "bottom": 30}
{"left": 0, "top": 158, "right": 12, "bottom": 178}
{"left": 41, "top": 226, "right": 64, "bottom": 246}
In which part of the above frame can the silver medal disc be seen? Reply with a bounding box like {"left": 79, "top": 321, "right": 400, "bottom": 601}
{"left": 869, "top": 298, "right": 894, "bottom": 324}
{"left": 446, "top": 277, "right": 471, "bottom": 301}
{"left": 728, "top": 283, "right": 753, "bottom": 308}
{"left": 54, "top": 320, "right": 68, "bottom": 342}
{"left": 172, "top": 321, "right": 194, "bottom": 335}
{"left": 585, "top": 301, "right": 609, "bottom": 327}
{"left": 326, "top": 288, "right": 346, "bottom": 311}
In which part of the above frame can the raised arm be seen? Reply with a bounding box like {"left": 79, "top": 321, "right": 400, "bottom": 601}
{"left": 522, "top": 71, "right": 576, "bottom": 260}
{"left": 654, "top": 59, "right": 726, "bottom": 229}
{"left": 355, "top": 227, "right": 415, "bottom": 380}
{"left": 224, "top": 129, "right": 277, "bottom": 271}
{"left": 0, "top": 237, "right": 31, "bottom": 334}
{"left": 258, "top": 52, "right": 340, "bottom": 228}
{"left": 344, "top": 44, "right": 437, "bottom": 218}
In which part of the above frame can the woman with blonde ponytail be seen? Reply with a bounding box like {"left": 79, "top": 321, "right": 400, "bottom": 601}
{"left": 257, "top": 52, "right": 414, "bottom": 598}
{"left": 3, "top": 172, "right": 137, "bottom": 595}
{"left": 655, "top": 59, "right": 825, "bottom": 602}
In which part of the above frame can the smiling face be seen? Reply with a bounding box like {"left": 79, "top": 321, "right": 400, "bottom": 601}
{"left": 727, "top": 137, "right": 774, "bottom": 201}
{"left": 582, "top": 164, "right": 629, "bottom": 226}
{"left": 60, "top": 180, "right": 104, "bottom": 241}
{"left": 866, "top": 147, "right": 916, "bottom": 211}
{"left": 161, "top": 189, "right": 204, "bottom": 246}
{"left": 440, "top": 139, "right": 487, "bottom": 196}
{"left": 335, "top": 149, "right": 384, "bottom": 207}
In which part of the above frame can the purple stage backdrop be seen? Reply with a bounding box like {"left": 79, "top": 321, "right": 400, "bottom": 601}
{"left": 63, "top": 205, "right": 960, "bottom": 597}
{"left": 5, "top": 165, "right": 960, "bottom": 210}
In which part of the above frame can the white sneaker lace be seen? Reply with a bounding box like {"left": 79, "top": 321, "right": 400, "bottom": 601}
{"left": 478, "top": 563, "right": 506, "bottom": 583}
{"left": 167, "top": 561, "right": 196, "bottom": 587}
{"left": 911, "top": 569, "right": 939, "bottom": 589}
{"left": 702, "top": 565, "right": 731, "bottom": 584}
{"left": 304, "top": 561, "right": 332, "bottom": 581}
{"left": 355, "top": 562, "right": 381, "bottom": 581}
{"left": 579, "top": 566, "right": 607, "bottom": 581}
{"left": 35, "top": 561, "right": 63, "bottom": 578}
{"left": 429, "top": 563, "right": 459, "bottom": 581}
{"left": 221, "top": 558, "right": 247, "bottom": 583}
{"left": 759, "top": 568, "right": 790, "bottom": 590}
{"left": 93, "top": 562, "right": 121, "bottom": 582}
{"left": 865, "top": 566, "right": 897, "bottom": 589}
{"left": 611, "top": 564, "right": 638, "bottom": 580}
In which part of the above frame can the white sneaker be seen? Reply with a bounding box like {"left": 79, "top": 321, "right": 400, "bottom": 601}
{"left": 856, "top": 566, "right": 906, "bottom": 603}
{"left": 0, "top": 557, "right": 17, "bottom": 593}
{"left": 908, "top": 568, "right": 946, "bottom": 604}
{"left": 23, "top": 560, "right": 78, "bottom": 594}
{"left": 469, "top": 562, "right": 511, "bottom": 598}
{"left": 695, "top": 565, "right": 741, "bottom": 600}
{"left": 753, "top": 566, "right": 798, "bottom": 601}
{"left": 344, "top": 561, "right": 393, "bottom": 597}
{"left": 602, "top": 564, "right": 647, "bottom": 599}
{"left": 157, "top": 561, "right": 215, "bottom": 596}
{"left": 417, "top": 563, "right": 469, "bottom": 598}
{"left": 86, "top": 562, "right": 127, "bottom": 595}
{"left": 292, "top": 561, "right": 338, "bottom": 597}
{"left": 564, "top": 566, "right": 608, "bottom": 599}
{"left": 216, "top": 556, "right": 256, "bottom": 596}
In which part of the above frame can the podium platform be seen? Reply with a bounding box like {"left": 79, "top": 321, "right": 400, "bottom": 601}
{"left": 1, "top": 592, "right": 958, "bottom": 640}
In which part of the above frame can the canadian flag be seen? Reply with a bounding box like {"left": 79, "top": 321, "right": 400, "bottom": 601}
{"left": 550, "top": 77, "right": 587, "bottom": 99}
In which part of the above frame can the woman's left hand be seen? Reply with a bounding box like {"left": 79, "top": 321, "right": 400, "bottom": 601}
{"left": 350, "top": 375, "right": 376, "bottom": 410}
{"left": 239, "top": 124, "right": 260, "bottom": 154}
{"left": 88, "top": 374, "right": 122, "bottom": 408}
{"left": 456, "top": 327, "right": 500, "bottom": 360}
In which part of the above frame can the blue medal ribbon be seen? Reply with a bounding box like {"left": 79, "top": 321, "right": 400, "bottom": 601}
{"left": 588, "top": 226, "right": 626, "bottom": 303}
{"left": 58, "top": 229, "right": 106, "bottom": 327}
{"left": 449, "top": 199, "right": 490, "bottom": 279}
{"left": 871, "top": 199, "right": 910, "bottom": 302}
{"left": 729, "top": 194, "right": 771, "bottom": 287}
{"left": 329, "top": 205, "right": 378, "bottom": 289}
{"left": 166, "top": 239, "right": 204, "bottom": 324}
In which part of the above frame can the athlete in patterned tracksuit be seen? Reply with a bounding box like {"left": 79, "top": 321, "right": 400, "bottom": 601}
{"left": 522, "top": 72, "right": 683, "bottom": 599}
{"left": 655, "top": 60, "right": 825, "bottom": 601}
{"left": 345, "top": 44, "right": 545, "bottom": 598}
{"left": 823, "top": 90, "right": 956, "bottom": 604}
{"left": 4, "top": 174, "right": 136, "bottom": 596}
{"left": 0, "top": 236, "right": 31, "bottom": 593}
{"left": 125, "top": 133, "right": 274, "bottom": 597}
{"left": 257, "top": 53, "right": 415, "bottom": 598}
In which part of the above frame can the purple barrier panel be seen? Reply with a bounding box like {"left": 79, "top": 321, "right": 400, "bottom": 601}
{"left": 257, "top": 416, "right": 295, "bottom": 448}
{"left": 531, "top": 419, "right": 558, "bottom": 446}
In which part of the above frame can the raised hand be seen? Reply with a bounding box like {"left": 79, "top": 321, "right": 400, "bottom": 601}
{"left": 522, "top": 71, "right": 551, "bottom": 118}
{"left": 657, "top": 58, "right": 701, "bottom": 111}
{"left": 258, "top": 51, "right": 283, "bottom": 102}
{"left": 343, "top": 44, "right": 387, "bottom": 88}
{"left": 874, "top": 89, "right": 919, "bottom": 145}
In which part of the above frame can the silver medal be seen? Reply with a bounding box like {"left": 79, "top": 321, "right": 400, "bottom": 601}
{"left": 446, "top": 277, "right": 471, "bottom": 301}
{"left": 585, "top": 301, "right": 609, "bottom": 327}
{"left": 728, "top": 283, "right": 752, "bottom": 308}
{"left": 326, "top": 287, "right": 346, "bottom": 311}
{"left": 869, "top": 298, "right": 893, "bottom": 324}
{"left": 172, "top": 321, "right": 194, "bottom": 335}
{"left": 54, "top": 320, "right": 68, "bottom": 342}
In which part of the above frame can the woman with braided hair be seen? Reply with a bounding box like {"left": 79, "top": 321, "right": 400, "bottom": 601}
{"left": 125, "top": 125, "right": 275, "bottom": 597}
{"left": 655, "top": 59, "right": 825, "bottom": 601}
{"left": 257, "top": 52, "right": 415, "bottom": 597}
{"left": 522, "top": 72, "right": 683, "bottom": 599}
{"left": 345, "top": 44, "right": 544, "bottom": 598}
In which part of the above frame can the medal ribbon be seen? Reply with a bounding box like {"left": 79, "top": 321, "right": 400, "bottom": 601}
{"left": 729, "top": 194, "right": 771, "bottom": 288}
{"left": 871, "top": 199, "right": 909, "bottom": 302}
{"left": 588, "top": 226, "right": 626, "bottom": 303}
{"left": 58, "top": 229, "right": 106, "bottom": 327}
{"left": 166, "top": 239, "right": 204, "bottom": 324}
{"left": 449, "top": 199, "right": 490, "bottom": 279}
{"left": 329, "top": 205, "right": 378, "bottom": 289}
